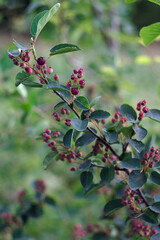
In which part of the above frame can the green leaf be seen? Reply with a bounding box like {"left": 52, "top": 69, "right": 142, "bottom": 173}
{"left": 120, "top": 126, "right": 133, "bottom": 138}
{"left": 45, "top": 196, "right": 56, "bottom": 207}
{"left": 8, "top": 49, "right": 20, "bottom": 57}
{"left": 148, "top": 0, "right": 160, "bottom": 5}
{"left": 128, "top": 139, "right": 144, "bottom": 153}
{"left": 150, "top": 171, "right": 160, "bottom": 185}
{"left": 75, "top": 133, "right": 96, "bottom": 147}
{"left": 71, "top": 118, "right": 88, "bottom": 131}
{"left": 74, "top": 96, "right": 90, "bottom": 110}
{"left": 154, "top": 194, "right": 160, "bottom": 202}
{"left": 50, "top": 43, "right": 80, "bottom": 56}
{"left": 92, "top": 233, "right": 109, "bottom": 240}
{"left": 43, "top": 151, "right": 58, "bottom": 169}
{"left": 132, "top": 124, "right": 147, "bottom": 141}
{"left": 85, "top": 183, "right": 104, "bottom": 197}
{"left": 151, "top": 234, "right": 160, "bottom": 240}
{"left": 146, "top": 109, "right": 160, "bottom": 122}
{"left": 14, "top": 40, "right": 28, "bottom": 51}
{"left": 129, "top": 170, "right": 147, "bottom": 190}
{"left": 103, "top": 129, "right": 118, "bottom": 144}
{"left": 142, "top": 209, "right": 158, "bottom": 224}
{"left": 63, "top": 129, "right": 73, "bottom": 149}
{"left": 150, "top": 202, "right": 160, "bottom": 213}
{"left": 15, "top": 71, "right": 33, "bottom": 87}
{"left": 30, "top": 3, "right": 60, "bottom": 37}
{"left": 100, "top": 166, "right": 115, "bottom": 184}
{"left": 45, "top": 81, "right": 70, "bottom": 92}
{"left": 125, "top": 0, "right": 137, "bottom": 3}
{"left": 22, "top": 82, "right": 43, "bottom": 88}
{"left": 90, "top": 96, "right": 101, "bottom": 107}
{"left": 120, "top": 155, "right": 141, "bottom": 170}
{"left": 120, "top": 104, "right": 137, "bottom": 123}
{"left": 54, "top": 101, "right": 66, "bottom": 110}
{"left": 140, "top": 22, "right": 160, "bottom": 45}
{"left": 78, "top": 160, "right": 92, "bottom": 171}
{"left": 80, "top": 171, "right": 93, "bottom": 191}
{"left": 89, "top": 110, "right": 110, "bottom": 120}
{"left": 104, "top": 199, "right": 123, "bottom": 216}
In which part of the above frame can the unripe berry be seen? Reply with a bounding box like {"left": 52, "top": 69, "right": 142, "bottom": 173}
{"left": 37, "top": 57, "right": 46, "bottom": 66}
{"left": 47, "top": 67, "right": 53, "bottom": 74}
{"left": 73, "top": 69, "right": 78, "bottom": 74}
{"left": 25, "top": 67, "right": 32, "bottom": 74}
{"left": 20, "top": 62, "right": 26, "bottom": 68}
{"left": 61, "top": 108, "right": 66, "bottom": 114}
{"left": 54, "top": 73, "right": 59, "bottom": 80}
{"left": 8, "top": 54, "right": 14, "bottom": 59}
{"left": 39, "top": 78, "right": 44, "bottom": 84}
{"left": 143, "top": 106, "right": 149, "bottom": 113}
{"left": 66, "top": 81, "right": 73, "bottom": 88}
{"left": 70, "top": 167, "right": 77, "bottom": 171}
{"left": 71, "top": 74, "right": 75, "bottom": 80}
{"left": 71, "top": 87, "right": 79, "bottom": 95}
{"left": 149, "top": 161, "right": 154, "bottom": 168}
{"left": 13, "top": 58, "right": 19, "bottom": 65}
{"left": 141, "top": 99, "right": 147, "bottom": 105}
{"left": 65, "top": 119, "right": 71, "bottom": 126}
{"left": 45, "top": 128, "right": 51, "bottom": 134}
{"left": 102, "top": 157, "right": 106, "bottom": 163}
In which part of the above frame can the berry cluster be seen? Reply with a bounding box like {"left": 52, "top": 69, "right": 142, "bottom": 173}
{"left": 136, "top": 99, "right": 149, "bottom": 121}
{"left": 66, "top": 68, "right": 86, "bottom": 96}
{"left": 41, "top": 128, "right": 60, "bottom": 151}
{"left": 1, "top": 212, "right": 21, "bottom": 227}
{"left": 9, "top": 51, "right": 59, "bottom": 84}
{"left": 122, "top": 188, "right": 143, "bottom": 211}
{"left": 72, "top": 223, "right": 86, "bottom": 240}
{"left": 131, "top": 219, "right": 157, "bottom": 238}
{"left": 112, "top": 110, "right": 127, "bottom": 124}
{"left": 52, "top": 108, "right": 71, "bottom": 126}
{"left": 142, "top": 146, "right": 160, "bottom": 169}
{"left": 34, "top": 179, "right": 46, "bottom": 193}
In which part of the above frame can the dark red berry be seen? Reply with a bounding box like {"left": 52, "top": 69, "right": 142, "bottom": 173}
{"left": 37, "top": 57, "right": 46, "bottom": 66}
{"left": 71, "top": 87, "right": 79, "bottom": 95}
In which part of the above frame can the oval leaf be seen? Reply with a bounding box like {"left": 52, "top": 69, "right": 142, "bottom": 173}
{"left": 150, "top": 202, "right": 160, "bottom": 213}
{"left": 54, "top": 101, "right": 66, "bottom": 110}
{"left": 80, "top": 171, "right": 93, "bottom": 191}
{"left": 45, "top": 196, "right": 56, "bottom": 207}
{"left": 78, "top": 160, "right": 92, "bottom": 171}
{"left": 43, "top": 151, "right": 58, "bottom": 169}
{"left": 146, "top": 109, "right": 160, "bottom": 122}
{"left": 90, "top": 96, "right": 101, "bottom": 107}
{"left": 71, "top": 118, "right": 88, "bottom": 131}
{"left": 120, "top": 157, "right": 141, "bottom": 170}
{"left": 89, "top": 110, "right": 110, "bottom": 120}
{"left": 63, "top": 129, "right": 73, "bottom": 149}
{"left": 150, "top": 171, "right": 160, "bottom": 185}
{"left": 8, "top": 49, "right": 20, "bottom": 57}
{"left": 151, "top": 234, "right": 160, "bottom": 240}
{"left": 103, "top": 130, "right": 118, "bottom": 144}
{"left": 140, "top": 22, "right": 160, "bottom": 45}
{"left": 74, "top": 96, "right": 90, "bottom": 110}
{"left": 132, "top": 124, "right": 147, "bottom": 141}
{"left": 15, "top": 71, "right": 33, "bottom": 87}
{"left": 22, "top": 82, "right": 43, "bottom": 88}
{"left": 142, "top": 209, "right": 158, "bottom": 224}
{"left": 100, "top": 166, "right": 115, "bottom": 184}
{"left": 46, "top": 81, "right": 70, "bottom": 92}
{"left": 85, "top": 183, "right": 104, "bottom": 198}
{"left": 120, "top": 104, "right": 137, "bottom": 123}
{"left": 50, "top": 43, "right": 80, "bottom": 56}
{"left": 129, "top": 170, "right": 147, "bottom": 190}
{"left": 128, "top": 139, "right": 144, "bottom": 153}
{"left": 30, "top": 3, "right": 60, "bottom": 37}
{"left": 104, "top": 199, "right": 123, "bottom": 216}
{"left": 75, "top": 133, "right": 96, "bottom": 147}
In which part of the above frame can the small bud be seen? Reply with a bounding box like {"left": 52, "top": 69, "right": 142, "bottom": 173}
{"left": 47, "top": 67, "right": 53, "bottom": 74}
{"left": 25, "top": 67, "right": 32, "bottom": 74}
{"left": 54, "top": 73, "right": 59, "bottom": 80}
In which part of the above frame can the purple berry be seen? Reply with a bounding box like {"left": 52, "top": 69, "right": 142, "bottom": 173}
{"left": 25, "top": 67, "right": 32, "bottom": 74}
{"left": 37, "top": 57, "right": 46, "bottom": 66}
{"left": 71, "top": 87, "right": 79, "bottom": 95}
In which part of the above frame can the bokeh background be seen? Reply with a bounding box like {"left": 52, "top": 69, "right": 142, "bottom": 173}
{"left": 1, "top": 0, "right": 160, "bottom": 239}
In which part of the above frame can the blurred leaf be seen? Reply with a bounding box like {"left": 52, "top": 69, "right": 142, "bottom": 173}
{"left": 71, "top": 118, "right": 88, "bottom": 131}
{"left": 45, "top": 81, "right": 70, "bottom": 92}
{"left": 104, "top": 199, "right": 123, "bottom": 216}
{"left": 150, "top": 202, "right": 160, "bottom": 213}
{"left": 78, "top": 160, "right": 91, "bottom": 171}
{"left": 146, "top": 109, "right": 160, "bottom": 122}
{"left": 14, "top": 40, "right": 28, "bottom": 51}
{"left": 15, "top": 71, "right": 33, "bottom": 87}
{"left": 8, "top": 49, "right": 20, "bottom": 57}
{"left": 80, "top": 171, "right": 93, "bottom": 191}
{"left": 140, "top": 22, "right": 160, "bottom": 45}
{"left": 63, "top": 129, "right": 73, "bottom": 149}
{"left": 154, "top": 194, "right": 160, "bottom": 202}
{"left": 43, "top": 151, "right": 58, "bottom": 169}
{"left": 92, "top": 233, "right": 108, "bottom": 240}
{"left": 85, "top": 184, "right": 104, "bottom": 197}
{"left": 103, "top": 129, "right": 118, "bottom": 144}
{"left": 54, "top": 101, "right": 66, "bottom": 110}
{"left": 90, "top": 96, "right": 101, "bottom": 107}
{"left": 100, "top": 165, "right": 115, "bottom": 184}
{"left": 151, "top": 234, "right": 160, "bottom": 240}
{"left": 45, "top": 196, "right": 56, "bottom": 207}
{"left": 120, "top": 104, "right": 137, "bottom": 123}
{"left": 132, "top": 124, "right": 147, "bottom": 141}
{"left": 120, "top": 155, "right": 141, "bottom": 170}
{"left": 142, "top": 209, "right": 158, "bottom": 224}
{"left": 74, "top": 96, "right": 90, "bottom": 110}
{"left": 135, "top": 55, "right": 152, "bottom": 65}
{"left": 50, "top": 43, "right": 80, "bottom": 56}
{"left": 148, "top": 0, "right": 160, "bottom": 5}
{"left": 125, "top": 0, "right": 137, "bottom": 2}
{"left": 128, "top": 139, "right": 144, "bottom": 153}
{"left": 129, "top": 170, "right": 147, "bottom": 190}
{"left": 30, "top": 3, "right": 60, "bottom": 37}
{"left": 22, "top": 82, "right": 43, "bottom": 88}
{"left": 150, "top": 171, "right": 160, "bottom": 185}
{"left": 89, "top": 110, "right": 110, "bottom": 120}
{"left": 75, "top": 133, "right": 96, "bottom": 147}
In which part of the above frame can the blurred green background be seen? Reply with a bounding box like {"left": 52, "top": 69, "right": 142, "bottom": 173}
{"left": 1, "top": 0, "right": 160, "bottom": 239}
